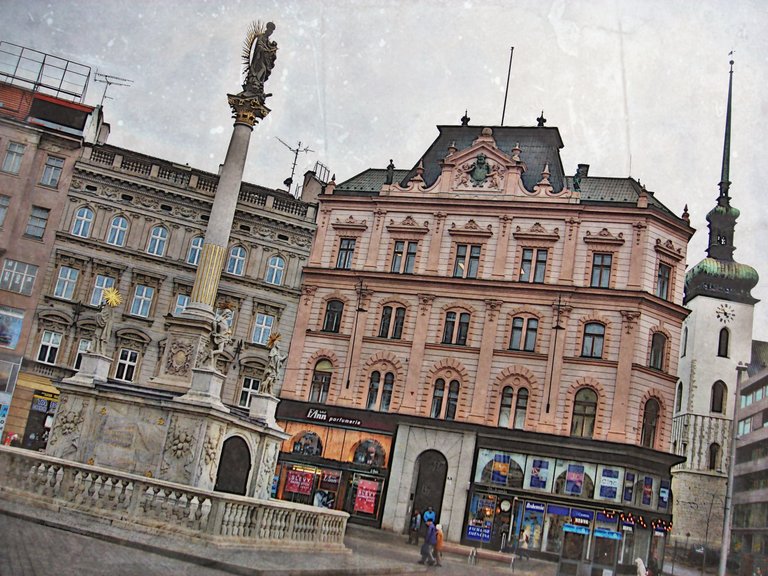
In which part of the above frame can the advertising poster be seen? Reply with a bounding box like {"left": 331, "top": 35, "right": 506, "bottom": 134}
{"left": 491, "top": 453, "right": 510, "bottom": 484}
{"left": 659, "top": 480, "right": 670, "bottom": 509}
{"left": 642, "top": 476, "right": 654, "bottom": 506}
{"left": 565, "top": 464, "right": 585, "bottom": 495}
{"left": 285, "top": 469, "right": 314, "bottom": 495}
{"left": 0, "top": 307, "right": 23, "bottom": 350}
{"left": 623, "top": 472, "right": 635, "bottom": 502}
{"left": 354, "top": 479, "right": 378, "bottom": 514}
{"left": 320, "top": 470, "right": 341, "bottom": 491}
{"left": 599, "top": 468, "right": 620, "bottom": 499}
{"left": 0, "top": 403, "right": 8, "bottom": 441}
{"left": 522, "top": 501, "right": 545, "bottom": 549}
{"left": 530, "top": 459, "right": 549, "bottom": 489}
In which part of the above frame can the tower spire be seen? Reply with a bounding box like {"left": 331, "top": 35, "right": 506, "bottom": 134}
{"left": 718, "top": 57, "right": 734, "bottom": 203}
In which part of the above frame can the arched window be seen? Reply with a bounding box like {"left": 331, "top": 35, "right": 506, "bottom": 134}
{"left": 708, "top": 442, "right": 721, "bottom": 471}
{"left": 71, "top": 207, "right": 94, "bottom": 238}
{"left": 641, "top": 398, "right": 660, "bottom": 448}
{"left": 107, "top": 215, "right": 128, "bottom": 246}
{"left": 514, "top": 388, "right": 529, "bottom": 429}
{"left": 292, "top": 431, "right": 323, "bottom": 456}
{"left": 675, "top": 382, "right": 683, "bottom": 413}
{"left": 146, "top": 226, "right": 168, "bottom": 256}
{"left": 381, "top": 372, "right": 394, "bottom": 412}
{"left": 431, "top": 379, "right": 445, "bottom": 418}
{"left": 681, "top": 326, "right": 688, "bottom": 357}
{"left": 353, "top": 439, "right": 386, "bottom": 468}
{"left": 322, "top": 300, "right": 344, "bottom": 333}
{"left": 226, "top": 246, "right": 246, "bottom": 275}
{"left": 649, "top": 332, "right": 667, "bottom": 370}
{"left": 309, "top": 360, "right": 332, "bottom": 403}
{"left": 378, "top": 305, "right": 406, "bottom": 339}
{"left": 571, "top": 388, "right": 597, "bottom": 438}
{"left": 445, "top": 380, "right": 460, "bottom": 420}
{"left": 581, "top": 323, "right": 605, "bottom": 358}
{"left": 366, "top": 371, "right": 380, "bottom": 410}
{"left": 265, "top": 255, "right": 285, "bottom": 285}
{"left": 187, "top": 236, "right": 204, "bottom": 265}
{"left": 718, "top": 328, "right": 730, "bottom": 358}
{"left": 498, "top": 386, "right": 514, "bottom": 428}
{"left": 711, "top": 380, "right": 727, "bottom": 413}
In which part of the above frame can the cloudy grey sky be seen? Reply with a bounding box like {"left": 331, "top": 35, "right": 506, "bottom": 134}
{"left": 3, "top": 0, "right": 767, "bottom": 340}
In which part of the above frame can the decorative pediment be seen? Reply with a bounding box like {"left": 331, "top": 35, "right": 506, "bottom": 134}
{"left": 331, "top": 215, "right": 368, "bottom": 232}
{"left": 37, "top": 309, "right": 73, "bottom": 329}
{"left": 654, "top": 238, "right": 684, "bottom": 261}
{"left": 583, "top": 228, "right": 625, "bottom": 246}
{"left": 512, "top": 222, "right": 560, "bottom": 243}
{"left": 115, "top": 327, "right": 152, "bottom": 348}
{"left": 453, "top": 153, "right": 507, "bottom": 191}
{"left": 54, "top": 250, "right": 88, "bottom": 268}
{"left": 386, "top": 215, "right": 429, "bottom": 235}
{"left": 448, "top": 219, "right": 493, "bottom": 238}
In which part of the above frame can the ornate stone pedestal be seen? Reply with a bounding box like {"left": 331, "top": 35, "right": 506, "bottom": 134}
{"left": 175, "top": 368, "right": 230, "bottom": 413}
{"left": 61, "top": 352, "right": 111, "bottom": 388}
{"left": 249, "top": 392, "right": 280, "bottom": 429}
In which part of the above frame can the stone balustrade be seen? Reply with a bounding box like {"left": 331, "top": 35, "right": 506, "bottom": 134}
{"left": 0, "top": 446, "right": 348, "bottom": 550}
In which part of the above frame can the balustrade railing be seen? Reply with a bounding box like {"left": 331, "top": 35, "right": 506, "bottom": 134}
{"left": 0, "top": 446, "right": 347, "bottom": 549}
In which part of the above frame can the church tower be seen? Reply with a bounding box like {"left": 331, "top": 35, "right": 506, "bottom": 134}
{"left": 671, "top": 60, "right": 759, "bottom": 549}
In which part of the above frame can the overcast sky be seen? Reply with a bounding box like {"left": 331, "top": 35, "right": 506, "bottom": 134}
{"left": 3, "top": 0, "right": 767, "bottom": 341}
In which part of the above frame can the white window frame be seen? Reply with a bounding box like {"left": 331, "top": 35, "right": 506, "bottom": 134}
{"left": 0, "top": 259, "right": 38, "bottom": 295}
{"left": 252, "top": 312, "right": 274, "bottom": 345}
{"left": 40, "top": 155, "right": 65, "bottom": 187}
{"left": 173, "top": 294, "right": 189, "bottom": 316}
{"left": 2, "top": 142, "right": 25, "bottom": 174}
{"left": 71, "top": 207, "right": 94, "bottom": 238}
{"left": 187, "top": 236, "right": 204, "bottom": 265}
{"left": 74, "top": 338, "right": 92, "bottom": 370}
{"left": 146, "top": 226, "right": 168, "bottom": 256}
{"left": 90, "top": 275, "right": 115, "bottom": 307}
{"left": 265, "top": 256, "right": 285, "bottom": 285}
{"left": 130, "top": 285, "right": 154, "bottom": 317}
{"left": 227, "top": 246, "right": 246, "bottom": 275}
{"left": 25, "top": 206, "right": 50, "bottom": 238}
{"left": 54, "top": 266, "right": 79, "bottom": 300}
{"left": 114, "top": 348, "right": 139, "bottom": 382}
{"left": 239, "top": 376, "right": 261, "bottom": 408}
{"left": 37, "top": 330, "right": 62, "bottom": 364}
{"left": 107, "top": 216, "right": 129, "bottom": 246}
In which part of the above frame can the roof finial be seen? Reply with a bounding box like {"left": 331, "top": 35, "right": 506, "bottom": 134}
{"left": 460, "top": 110, "right": 470, "bottom": 126}
{"left": 537, "top": 110, "right": 547, "bottom": 127}
{"left": 718, "top": 54, "right": 734, "bottom": 203}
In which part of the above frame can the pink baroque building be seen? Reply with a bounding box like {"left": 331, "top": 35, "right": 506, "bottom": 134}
{"left": 277, "top": 120, "right": 693, "bottom": 572}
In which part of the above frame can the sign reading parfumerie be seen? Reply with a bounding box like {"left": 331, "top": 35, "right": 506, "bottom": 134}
{"left": 306, "top": 408, "right": 362, "bottom": 427}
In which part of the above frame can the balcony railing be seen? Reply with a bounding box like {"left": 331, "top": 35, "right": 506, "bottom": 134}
{"left": 0, "top": 446, "right": 347, "bottom": 550}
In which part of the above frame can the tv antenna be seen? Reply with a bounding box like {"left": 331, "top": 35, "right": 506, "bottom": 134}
{"left": 94, "top": 71, "right": 134, "bottom": 106}
{"left": 276, "top": 137, "right": 313, "bottom": 193}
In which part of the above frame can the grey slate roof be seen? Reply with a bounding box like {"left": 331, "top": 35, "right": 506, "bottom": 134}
{"left": 568, "top": 176, "right": 676, "bottom": 217}
{"left": 335, "top": 169, "right": 410, "bottom": 194}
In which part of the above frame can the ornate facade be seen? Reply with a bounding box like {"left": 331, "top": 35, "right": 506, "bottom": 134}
{"left": 276, "top": 121, "right": 693, "bottom": 572}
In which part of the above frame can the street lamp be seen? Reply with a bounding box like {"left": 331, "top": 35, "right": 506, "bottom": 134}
{"left": 718, "top": 361, "right": 748, "bottom": 576}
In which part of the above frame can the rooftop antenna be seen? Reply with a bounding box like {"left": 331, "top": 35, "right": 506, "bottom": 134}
{"left": 276, "top": 137, "right": 313, "bottom": 193}
{"left": 94, "top": 71, "right": 133, "bottom": 106}
{"left": 500, "top": 46, "right": 514, "bottom": 125}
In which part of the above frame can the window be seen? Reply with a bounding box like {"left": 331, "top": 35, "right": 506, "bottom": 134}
{"left": 441, "top": 311, "right": 470, "bottom": 345}
{"left": 445, "top": 380, "right": 459, "bottom": 420}
{"left": 711, "top": 380, "right": 727, "bottom": 414}
{"left": 431, "top": 378, "right": 460, "bottom": 420}
{"left": 265, "top": 255, "right": 285, "bottom": 285}
{"left": 74, "top": 338, "right": 92, "bottom": 370}
{"left": 380, "top": 372, "right": 394, "bottom": 412}
{"left": 187, "top": 236, "right": 203, "bottom": 265}
{"left": 656, "top": 263, "right": 671, "bottom": 299}
{"left": 71, "top": 207, "right": 94, "bottom": 238}
{"left": 2, "top": 142, "right": 25, "bottom": 174}
{"left": 641, "top": 398, "right": 660, "bottom": 448}
{"left": 0, "top": 195, "right": 9, "bottom": 226}
{"left": 322, "top": 300, "right": 344, "bottom": 333}
{"left": 590, "top": 253, "right": 612, "bottom": 288}
{"left": 718, "top": 328, "right": 730, "bottom": 358}
{"left": 130, "top": 285, "right": 154, "bottom": 317}
{"left": 37, "top": 330, "right": 62, "bottom": 364}
{"left": 681, "top": 326, "right": 688, "bottom": 357}
{"left": 107, "top": 216, "right": 129, "bottom": 246}
{"left": 453, "top": 244, "right": 481, "bottom": 278}
{"left": 252, "top": 312, "right": 274, "bottom": 345}
{"left": 173, "top": 294, "right": 189, "bottom": 316}
{"left": 90, "top": 275, "right": 115, "bottom": 306}
{"left": 514, "top": 388, "right": 529, "bottom": 429}
{"left": 571, "top": 388, "right": 597, "bottom": 438}
{"left": 391, "top": 241, "right": 417, "bottom": 274}
{"left": 738, "top": 417, "right": 753, "bottom": 436}
{"left": 238, "top": 376, "right": 261, "bottom": 408}
{"left": 366, "top": 371, "right": 395, "bottom": 412}
{"left": 431, "top": 378, "right": 445, "bottom": 418}
{"left": 336, "top": 238, "right": 356, "bottom": 270}
{"left": 378, "top": 305, "right": 405, "bottom": 339}
{"left": 675, "top": 382, "right": 683, "bottom": 413}
{"left": 0, "top": 259, "right": 38, "bottom": 295}
{"left": 509, "top": 316, "right": 538, "bottom": 351}
{"left": 649, "top": 332, "right": 667, "bottom": 370}
{"left": 708, "top": 443, "right": 721, "bottom": 471}
{"left": 226, "top": 246, "right": 246, "bottom": 275}
{"left": 146, "top": 226, "right": 168, "bottom": 256}
{"left": 114, "top": 348, "right": 139, "bottom": 382}
{"left": 25, "top": 206, "right": 49, "bottom": 238}
{"left": 520, "top": 248, "right": 547, "bottom": 283}
{"left": 309, "top": 360, "right": 332, "bottom": 403}
{"left": 53, "top": 266, "right": 79, "bottom": 300}
{"left": 366, "top": 371, "right": 380, "bottom": 410}
{"left": 40, "top": 156, "right": 64, "bottom": 187}
{"left": 498, "top": 387, "right": 514, "bottom": 428}
{"left": 581, "top": 323, "right": 605, "bottom": 358}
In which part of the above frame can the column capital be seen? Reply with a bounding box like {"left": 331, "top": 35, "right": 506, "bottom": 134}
{"left": 227, "top": 93, "right": 271, "bottom": 126}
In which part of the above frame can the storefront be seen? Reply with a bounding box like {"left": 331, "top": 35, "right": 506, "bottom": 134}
{"left": 275, "top": 400, "right": 397, "bottom": 527}
{"left": 462, "top": 435, "right": 678, "bottom": 572}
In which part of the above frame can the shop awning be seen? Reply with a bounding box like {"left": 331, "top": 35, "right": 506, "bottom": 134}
{"left": 16, "top": 373, "right": 60, "bottom": 396}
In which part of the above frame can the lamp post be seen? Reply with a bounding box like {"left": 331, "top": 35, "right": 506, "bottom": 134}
{"left": 718, "top": 361, "right": 748, "bottom": 576}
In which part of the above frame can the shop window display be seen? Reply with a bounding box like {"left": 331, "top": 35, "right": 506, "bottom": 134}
{"left": 353, "top": 439, "right": 386, "bottom": 468}
{"left": 292, "top": 431, "right": 323, "bottom": 456}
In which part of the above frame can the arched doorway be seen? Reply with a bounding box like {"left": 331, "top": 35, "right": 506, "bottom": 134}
{"left": 412, "top": 450, "right": 448, "bottom": 525}
{"left": 214, "top": 436, "right": 251, "bottom": 495}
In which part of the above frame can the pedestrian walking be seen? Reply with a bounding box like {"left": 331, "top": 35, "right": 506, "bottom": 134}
{"left": 435, "top": 523, "right": 444, "bottom": 567}
{"left": 517, "top": 530, "right": 530, "bottom": 560}
{"left": 418, "top": 518, "right": 437, "bottom": 566}
{"left": 408, "top": 508, "right": 421, "bottom": 545}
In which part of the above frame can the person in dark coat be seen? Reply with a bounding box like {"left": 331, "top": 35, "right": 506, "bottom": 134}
{"left": 418, "top": 519, "right": 437, "bottom": 565}
{"left": 408, "top": 508, "right": 421, "bottom": 545}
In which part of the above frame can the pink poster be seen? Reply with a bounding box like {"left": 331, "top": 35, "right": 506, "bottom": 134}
{"left": 354, "top": 479, "right": 378, "bottom": 514}
{"left": 285, "top": 469, "right": 314, "bottom": 495}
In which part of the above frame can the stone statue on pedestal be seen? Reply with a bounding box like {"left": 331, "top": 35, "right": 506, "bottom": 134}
{"left": 209, "top": 309, "right": 233, "bottom": 369}
{"left": 260, "top": 333, "right": 286, "bottom": 396}
{"left": 240, "top": 21, "right": 278, "bottom": 99}
{"left": 92, "top": 288, "right": 121, "bottom": 356}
